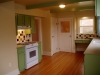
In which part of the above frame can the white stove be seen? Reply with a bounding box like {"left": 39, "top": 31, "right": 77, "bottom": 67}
{"left": 25, "top": 42, "right": 38, "bottom": 69}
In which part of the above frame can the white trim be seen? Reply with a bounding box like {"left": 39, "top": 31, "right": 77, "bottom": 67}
{"left": 5, "top": 69, "right": 19, "bottom": 75}
{"left": 71, "top": 18, "right": 76, "bottom": 53}
{"left": 51, "top": 17, "right": 59, "bottom": 55}
{"left": 42, "top": 51, "right": 52, "bottom": 56}
{"left": 72, "top": 49, "right": 76, "bottom": 53}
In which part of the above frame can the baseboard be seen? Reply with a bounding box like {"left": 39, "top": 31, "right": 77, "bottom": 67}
{"left": 42, "top": 51, "right": 51, "bottom": 56}
{"left": 71, "top": 48, "right": 76, "bottom": 53}
{"left": 5, "top": 69, "right": 19, "bottom": 75}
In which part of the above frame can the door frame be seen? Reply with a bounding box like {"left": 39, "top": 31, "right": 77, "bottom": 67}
{"left": 57, "top": 18, "right": 75, "bottom": 53}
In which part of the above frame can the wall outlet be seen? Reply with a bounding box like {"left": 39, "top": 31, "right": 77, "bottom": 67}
{"left": 9, "top": 63, "right": 12, "bottom": 67}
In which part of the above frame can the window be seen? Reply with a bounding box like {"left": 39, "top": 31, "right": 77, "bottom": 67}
{"left": 79, "top": 19, "right": 94, "bottom": 34}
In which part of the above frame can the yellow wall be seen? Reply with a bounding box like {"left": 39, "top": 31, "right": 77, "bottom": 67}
{"left": 41, "top": 11, "right": 51, "bottom": 52}
{"left": 0, "top": 1, "right": 19, "bottom": 75}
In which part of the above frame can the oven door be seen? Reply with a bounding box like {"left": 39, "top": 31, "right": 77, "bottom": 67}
{"left": 25, "top": 47, "right": 38, "bottom": 63}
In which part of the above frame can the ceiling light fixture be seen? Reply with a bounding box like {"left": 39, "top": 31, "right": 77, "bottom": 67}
{"left": 59, "top": 4, "right": 65, "bottom": 8}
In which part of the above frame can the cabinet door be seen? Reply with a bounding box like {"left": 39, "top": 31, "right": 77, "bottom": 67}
{"left": 84, "top": 55, "right": 100, "bottom": 75}
{"left": 38, "top": 42, "right": 42, "bottom": 62}
{"left": 18, "top": 53, "right": 26, "bottom": 72}
{"left": 31, "top": 16, "right": 36, "bottom": 33}
{"left": 17, "top": 14, "right": 25, "bottom": 26}
{"left": 96, "top": 0, "right": 100, "bottom": 16}
{"left": 17, "top": 47, "right": 26, "bottom": 72}
{"left": 25, "top": 15, "right": 31, "bottom": 26}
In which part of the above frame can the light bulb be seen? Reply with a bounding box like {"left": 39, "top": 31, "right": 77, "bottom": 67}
{"left": 59, "top": 4, "right": 65, "bottom": 8}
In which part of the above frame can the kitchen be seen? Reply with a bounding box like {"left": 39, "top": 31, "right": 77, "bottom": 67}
{"left": 0, "top": 0, "right": 100, "bottom": 75}
{"left": 16, "top": 14, "right": 42, "bottom": 72}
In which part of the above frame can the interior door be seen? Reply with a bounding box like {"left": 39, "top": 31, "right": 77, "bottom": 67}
{"left": 58, "top": 18, "right": 72, "bottom": 52}
{"left": 51, "top": 17, "right": 58, "bottom": 55}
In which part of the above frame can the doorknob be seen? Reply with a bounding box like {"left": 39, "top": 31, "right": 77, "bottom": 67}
{"left": 70, "top": 35, "right": 71, "bottom": 37}
{"left": 52, "top": 36, "right": 54, "bottom": 37}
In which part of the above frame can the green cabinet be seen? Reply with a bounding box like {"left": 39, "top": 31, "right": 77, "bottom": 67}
{"left": 95, "top": 0, "right": 100, "bottom": 16}
{"left": 15, "top": 14, "right": 36, "bottom": 34}
{"left": 84, "top": 54, "right": 100, "bottom": 75}
{"left": 38, "top": 42, "right": 42, "bottom": 62}
{"left": 24, "top": 15, "right": 31, "bottom": 26}
{"left": 17, "top": 46, "right": 26, "bottom": 72}
{"left": 17, "top": 14, "right": 31, "bottom": 26}
{"left": 31, "top": 16, "right": 36, "bottom": 33}
{"left": 17, "top": 14, "right": 25, "bottom": 26}
{"left": 75, "top": 40, "right": 91, "bottom": 43}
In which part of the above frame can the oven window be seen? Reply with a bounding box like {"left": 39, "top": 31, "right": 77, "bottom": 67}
{"left": 30, "top": 50, "right": 36, "bottom": 58}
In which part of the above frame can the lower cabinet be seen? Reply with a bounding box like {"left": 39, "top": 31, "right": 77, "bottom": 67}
{"left": 17, "top": 46, "right": 26, "bottom": 72}
{"left": 38, "top": 42, "right": 42, "bottom": 62}
{"left": 84, "top": 54, "right": 100, "bottom": 75}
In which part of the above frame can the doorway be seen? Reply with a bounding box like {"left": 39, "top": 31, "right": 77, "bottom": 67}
{"left": 58, "top": 18, "right": 73, "bottom": 52}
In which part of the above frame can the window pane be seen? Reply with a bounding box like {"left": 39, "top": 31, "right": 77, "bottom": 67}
{"left": 80, "top": 19, "right": 93, "bottom": 26}
{"left": 61, "top": 21, "right": 70, "bottom": 33}
{"left": 80, "top": 27, "right": 93, "bottom": 34}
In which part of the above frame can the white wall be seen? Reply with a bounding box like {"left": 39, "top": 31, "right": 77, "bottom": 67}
{"left": 0, "top": 1, "right": 19, "bottom": 75}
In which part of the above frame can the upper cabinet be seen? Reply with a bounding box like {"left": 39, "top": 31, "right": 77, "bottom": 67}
{"left": 15, "top": 14, "right": 36, "bottom": 34}
{"left": 95, "top": 0, "right": 100, "bottom": 16}
{"left": 16, "top": 14, "right": 31, "bottom": 27}
{"left": 17, "top": 14, "right": 25, "bottom": 26}
{"left": 24, "top": 15, "right": 31, "bottom": 26}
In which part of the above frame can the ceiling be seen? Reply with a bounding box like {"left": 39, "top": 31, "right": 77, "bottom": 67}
{"left": 0, "top": 0, "right": 95, "bottom": 13}
{"left": 15, "top": 0, "right": 59, "bottom": 6}
{"left": 0, "top": 0, "right": 12, "bottom": 3}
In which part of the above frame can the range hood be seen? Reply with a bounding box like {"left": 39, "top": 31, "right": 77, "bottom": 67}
{"left": 17, "top": 26, "right": 31, "bottom": 29}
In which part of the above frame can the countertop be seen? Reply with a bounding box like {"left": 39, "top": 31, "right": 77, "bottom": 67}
{"left": 84, "top": 38, "right": 100, "bottom": 54}
{"left": 17, "top": 45, "right": 25, "bottom": 48}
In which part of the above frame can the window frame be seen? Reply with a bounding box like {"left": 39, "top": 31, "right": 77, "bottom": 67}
{"left": 78, "top": 17, "right": 95, "bottom": 34}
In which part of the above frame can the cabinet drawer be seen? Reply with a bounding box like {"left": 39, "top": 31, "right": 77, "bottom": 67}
{"left": 17, "top": 47, "right": 25, "bottom": 54}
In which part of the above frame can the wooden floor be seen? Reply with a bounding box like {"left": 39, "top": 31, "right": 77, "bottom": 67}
{"left": 19, "top": 51, "right": 84, "bottom": 75}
